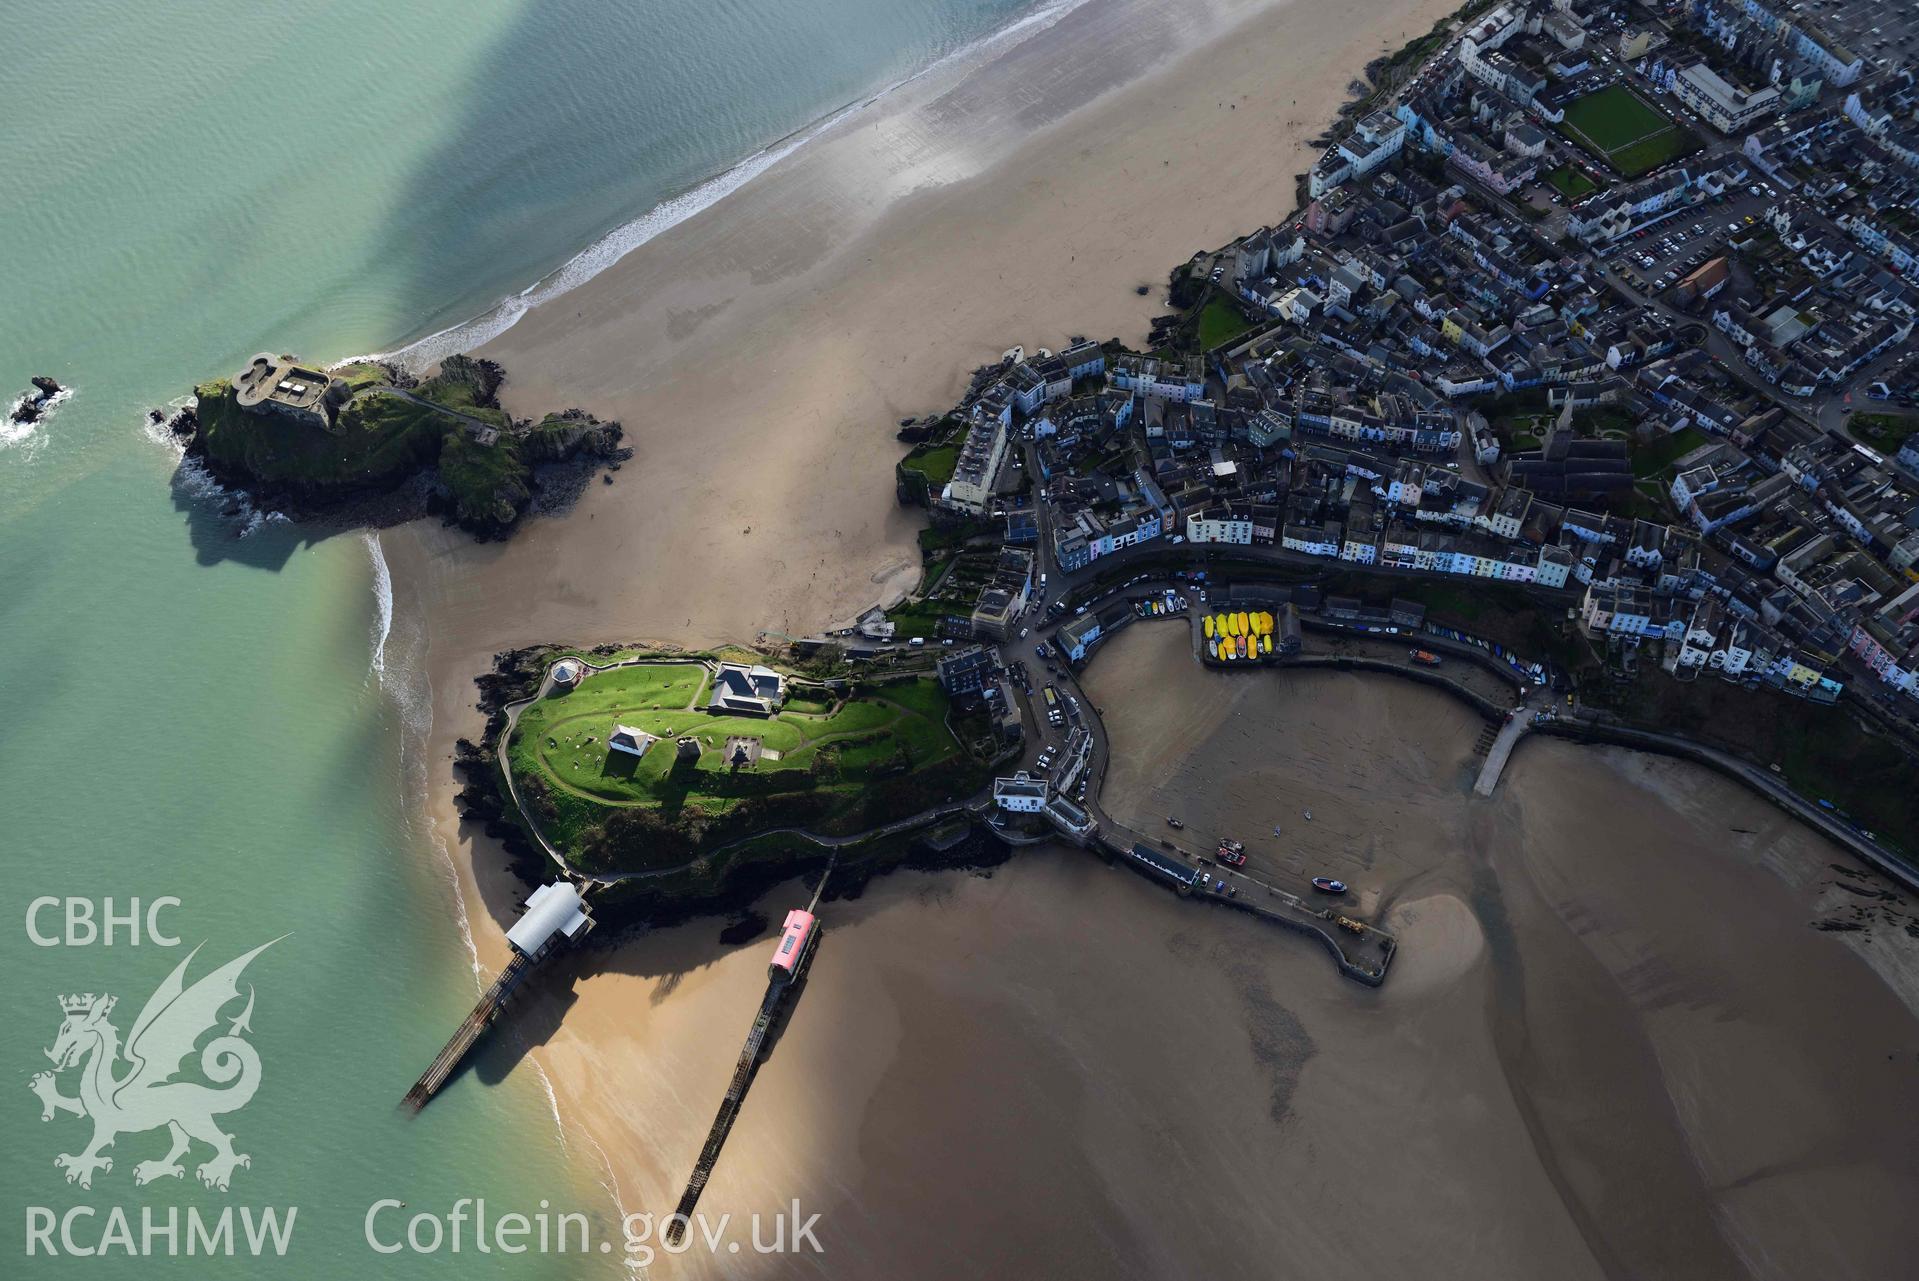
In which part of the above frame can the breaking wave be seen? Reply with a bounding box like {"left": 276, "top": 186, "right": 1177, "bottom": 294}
{"left": 339, "top": 0, "right": 1096, "bottom": 373}
{"left": 2, "top": 385, "right": 73, "bottom": 451}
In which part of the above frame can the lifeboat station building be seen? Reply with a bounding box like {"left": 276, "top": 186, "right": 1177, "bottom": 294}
{"left": 506, "top": 883, "right": 594, "bottom": 961}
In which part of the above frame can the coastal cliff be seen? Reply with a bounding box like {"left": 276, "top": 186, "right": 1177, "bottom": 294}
{"left": 177, "top": 354, "right": 626, "bottom": 539}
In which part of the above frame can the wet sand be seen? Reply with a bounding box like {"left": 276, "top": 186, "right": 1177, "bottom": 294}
{"left": 1082, "top": 623, "right": 1919, "bottom": 1279}
{"left": 468, "top": 623, "right": 1919, "bottom": 1279}
{"left": 379, "top": 0, "right": 1919, "bottom": 1273}
{"left": 386, "top": 0, "right": 1460, "bottom": 654}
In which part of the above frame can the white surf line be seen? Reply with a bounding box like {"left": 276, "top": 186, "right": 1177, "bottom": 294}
{"left": 336, "top": 0, "right": 1098, "bottom": 373}
{"left": 365, "top": 531, "right": 395, "bottom": 679}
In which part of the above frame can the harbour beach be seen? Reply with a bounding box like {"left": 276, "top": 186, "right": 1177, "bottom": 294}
{"left": 373, "top": 0, "right": 1919, "bottom": 1275}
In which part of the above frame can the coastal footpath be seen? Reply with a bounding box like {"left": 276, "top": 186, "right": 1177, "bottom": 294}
{"left": 169, "top": 352, "right": 625, "bottom": 538}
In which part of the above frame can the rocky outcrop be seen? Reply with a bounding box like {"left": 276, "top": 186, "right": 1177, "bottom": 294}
{"left": 519, "top": 407, "right": 623, "bottom": 462}
{"left": 7, "top": 375, "right": 66, "bottom": 426}
{"left": 435, "top": 353, "right": 503, "bottom": 406}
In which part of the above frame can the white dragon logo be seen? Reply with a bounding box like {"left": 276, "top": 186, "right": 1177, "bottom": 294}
{"left": 29, "top": 939, "right": 280, "bottom": 1191}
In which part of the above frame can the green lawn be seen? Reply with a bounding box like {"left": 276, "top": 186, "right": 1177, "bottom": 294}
{"left": 1544, "top": 165, "right": 1597, "bottom": 201}
{"left": 1853, "top": 411, "right": 1919, "bottom": 452}
{"left": 1631, "top": 425, "right": 1708, "bottom": 479}
{"left": 1607, "top": 128, "right": 1702, "bottom": 178}
{"left": 899, "top": 441, "right": 960, "bottom": 490}
{"left": 1561, "top": 84, "right": 1670, "bottom": 152}
{"left": 1558, "top": 84, "right": 1699, "bottom": 178}
{"left": 1195, "top": 296, "right": 1256, "bottom": 350}
{"left": 507, "top": 664, "right": 967, "bottom": 854}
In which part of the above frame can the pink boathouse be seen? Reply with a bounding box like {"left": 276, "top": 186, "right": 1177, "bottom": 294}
{"left": 768, "top": 908, "right": 816, "bottom": 981}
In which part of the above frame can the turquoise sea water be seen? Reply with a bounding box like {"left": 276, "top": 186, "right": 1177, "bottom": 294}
{"left": 0, "top": 0, "right": 1045, "bottom": 1273}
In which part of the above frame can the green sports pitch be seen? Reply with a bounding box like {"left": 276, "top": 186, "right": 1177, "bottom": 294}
{"left": 1557, "top": 83, "right": 1699, "bottom": 178}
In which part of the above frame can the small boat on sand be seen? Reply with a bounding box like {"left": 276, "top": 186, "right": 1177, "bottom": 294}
{"left": 1311, "top": 876, "right": 1346, "bottom": 894}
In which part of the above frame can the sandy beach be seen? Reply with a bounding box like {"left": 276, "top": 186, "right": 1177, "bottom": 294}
{"left": 376, "top": 0, "right": 1919, "bottom": 1274}
{"left": 453, "top": 623, "right": 1917, "bottom": 1279}
{"left": 1083, "top": 623, "right": 1919, "bottom": 1280}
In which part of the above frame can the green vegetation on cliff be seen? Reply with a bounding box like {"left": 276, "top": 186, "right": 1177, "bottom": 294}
{"left": 503, "top": 660, "right": 989, "bottom": 874}
{"left": 190, "top": 354, "right": 620, "bottom": 537}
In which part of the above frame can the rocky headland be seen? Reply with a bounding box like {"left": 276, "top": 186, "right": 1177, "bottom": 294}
{"left": 169, "top": 353, "right": 627, "bottom": 539}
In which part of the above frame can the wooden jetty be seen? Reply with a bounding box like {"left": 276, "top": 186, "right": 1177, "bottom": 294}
{"left": 403, "top": 952, "right": 535, "bottom": 1110}
{"left": 664, "top": 861, "right": 832, "bottom": 1243}
{"left": 403, "top": 880, "right": 593, "bottom": 1111}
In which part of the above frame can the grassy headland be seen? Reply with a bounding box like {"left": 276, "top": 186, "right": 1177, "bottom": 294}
{"left": 494, "top": 655, "right": 993, "bottom": 877}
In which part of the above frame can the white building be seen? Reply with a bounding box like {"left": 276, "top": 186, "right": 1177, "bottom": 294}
{"left": 1111, "top": 354, "right": 1205, "bottom": 403}
{"left": 994, "top": 772, "right": 1050, "bottom": 813}
{"left": 942, "top": 409, "right": 1009, "bottom": 512}
{"left": 608, "top": 725, "right": 656, "bottom": 757}
{"left": 506, "top": 883, "right": 594, "bottom": 960}
{"left": 1672, "top": 63, "right": 1779, "bottom": 135}
{"left": 1187, "top": 508, "right": 1254, "bottom": 544}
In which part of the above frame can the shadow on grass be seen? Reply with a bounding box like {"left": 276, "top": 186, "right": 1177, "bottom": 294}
{"left": 599, "top": 750, "right": 641, "bottom": 781}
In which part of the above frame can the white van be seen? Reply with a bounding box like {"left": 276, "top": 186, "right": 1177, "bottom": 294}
{"left": 908, "top": 637, "right": 925, "bottom": 647}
